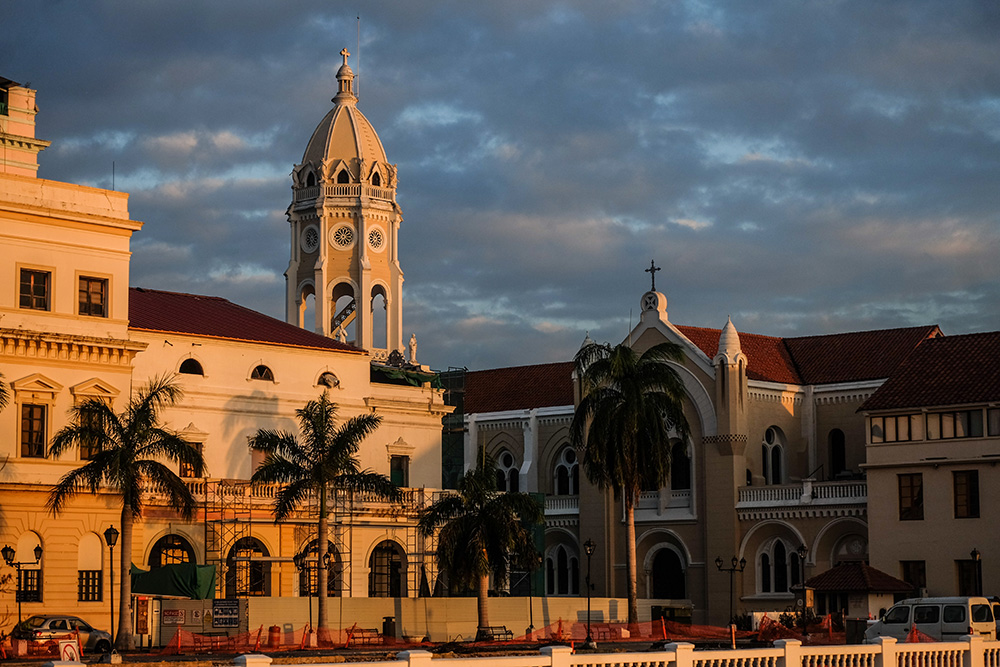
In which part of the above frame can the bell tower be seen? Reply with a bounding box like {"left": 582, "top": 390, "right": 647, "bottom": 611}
{"left": 285, "top": 49, "right": 404, "bottom": 359}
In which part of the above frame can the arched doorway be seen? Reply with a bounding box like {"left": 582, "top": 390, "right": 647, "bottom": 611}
{"left": 650, "top": 548, "right": 686, "bottom": 599}
{"left": 226, "top": 537, "right": 270, "bottom": 598}
{"left": 368, "top": 540, "right": 406, "bottom": 597}
{"left": 149, "top": 534, "right": 195, "bottom": 568}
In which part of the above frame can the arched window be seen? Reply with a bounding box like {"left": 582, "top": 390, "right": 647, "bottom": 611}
{"left": 149, "top": 534, "right": 195, "bottom": 568}
{"left": 305, "top": 171, "right": 316, "bottom": 187}
{"left": 337, "top": 169, "right": 350, "bottom": 184}
{"left": 545, "top": 545, "right": 579, "bottom": 596}
{"left": 670, "top": 440, "right": 691, "bottom": 490}
{"left": 179, "top": 358, "right": 203, "bottom": 375}
{"left": 761, "top": 427, "right": 784, "bottom": 485}
{"left": 318, "top": 372, "right": 339, "bottom": 388}
{"left": 77, "top": 533, "right": 103, "bottom": 602}
{"left": 226, "top": 537, "right": 270, "bottom": 597}
{"left": 830, "top": 429, "right": 847, "bottom": 478}
{"left": 496, "top": 450, "right": 519, "bottom": 492}
{"left": 553, "top": 447, "right": 579, "bottom": 495}
{"left": 297, "top": 540, "right": 340, "bottom": 596}
{"left": 250, "top": 365, "right": 274, "bottom": 381}
{"left": 371, "top": 172, "right": 381, "bottom": 187}
{"left": 758, "top": 538, "right": 800, "bottom": 593}
{"left": 369, "top": 540, "right": 406, "bottom": 597}
{"left": 650, "top": 548, "right": 686, "bottom": 599}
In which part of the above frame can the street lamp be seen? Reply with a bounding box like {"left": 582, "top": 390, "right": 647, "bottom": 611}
{"left": 292, "top": 551, "right": 313, "bottom": 631}
{"left": 2, "top": 543, "right": 43, "bottom": 626}
{"left": 796, "top": 544, "right": 808, "bottom": 633}
{"left": 970, "top": 548, "right": 982, "bottom": 596}
{"left": 715, "top": 555, "right": 747, "bottom": 627}
{"left": 583, "top": 539, "right": 596, "bottom": 649}
{"left": 104, "top": 526, "right": 119, "bottom": 647}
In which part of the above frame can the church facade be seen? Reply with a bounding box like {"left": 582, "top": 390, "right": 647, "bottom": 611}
{"left": 461, "top": 283, "right": 978, "bottom": 625}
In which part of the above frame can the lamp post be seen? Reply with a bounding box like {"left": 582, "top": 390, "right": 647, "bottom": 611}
{"left": 796, "top": 544, "right": 808, "bottom": 633}
{"left": 103, "top": 526, "right": 119, "bottom": 645}
{"left": 2, "top": 543, "right": 43, "bottom": 626}
{"left": 292, "top": 551, "right": 312, "bottom": 631}
{"left": 583, "top": 539, "right": 596, "bottom": 649}
{"left": 715, "top": 555, "right": 746, "bottom": 626}
{"left": 971, "top": 548, "right": 982, "bottom": 596}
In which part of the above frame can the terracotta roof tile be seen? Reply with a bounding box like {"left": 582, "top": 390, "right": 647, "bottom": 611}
{"left": 676, "top": 326, "right": 801, "bottom": 384}
{"left": 784, "top": 325, "right": 941, "bottom": 385}
{"left": 860, "top": 331, "right": 1000, "bottom": 411}
{"left": 465, "top": 362, "right": 574, "bottom": 414}
{"left": 805, "top": 561, "right": 914, "bottom": 593}
{"left": 129, "top": 287, "right": 361, "bottom": 353}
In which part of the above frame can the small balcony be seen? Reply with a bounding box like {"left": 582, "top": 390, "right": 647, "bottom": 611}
{"left": 736, "top": 479, "right": 867, "bottom": 519}
{"left": 545, "top": 495, "right": 579, "bottom": 515}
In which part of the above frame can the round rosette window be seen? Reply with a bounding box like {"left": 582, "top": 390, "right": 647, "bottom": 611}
{"left": 331, "top": 224, "right": 355, "bottom": 249}
{"left": 368, "top": 226, "right": 386, "bottom": 252}
{"left": 300, "top": 225, "right": 320, "bottom": 253}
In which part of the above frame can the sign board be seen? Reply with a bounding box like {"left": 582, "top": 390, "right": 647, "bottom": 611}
{"left": 136, "top": 597, "right": 149, "bottom": 634}
{"left": 58, "top": 640, "right": 82, "bottom": 663}
{"left": 162, "top": 609, "right": 186, "bottom": 625}
{"left": 212, "top": 599, "right": 240, "bottom": 628}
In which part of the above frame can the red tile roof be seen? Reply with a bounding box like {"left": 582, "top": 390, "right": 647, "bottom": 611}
{"left": 129, "top": 287, "right": 361, "bottom": 353}
{"left": 676, "top": 326, "right": 801, "bottom": 384}
{"left": 464, "top": 362, "right": 575, "bottom": 414}
{"left": 805, "top": 561, "right": 914, "bottom": 593}
{"left": 784, "top": 326, "right": 941, "bottom": 385}
{"left": 860, "top": 331, "right": 1000, "bottom": 411}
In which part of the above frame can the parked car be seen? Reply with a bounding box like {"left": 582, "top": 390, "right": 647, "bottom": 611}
{"left": 864, "top": 597, "right": 995, "bottom": 643}
{"left": 12, "top": 615, "right": 112, "bottom": 653}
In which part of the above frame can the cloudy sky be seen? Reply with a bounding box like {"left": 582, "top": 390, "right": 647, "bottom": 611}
{"left": 5, "top": 1, "right": 999, "bottom": 371}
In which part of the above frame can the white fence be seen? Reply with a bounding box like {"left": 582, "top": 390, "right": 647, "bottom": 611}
{"left": 236, "top": 636, "right": 1000, "bottom": 667}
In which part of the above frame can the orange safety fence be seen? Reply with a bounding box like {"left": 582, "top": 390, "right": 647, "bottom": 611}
{"left": 2, "top": 631, "right": 83, "bottom": 658}
{"left": 159, "top": 624, "right": 431, "bottom": 655}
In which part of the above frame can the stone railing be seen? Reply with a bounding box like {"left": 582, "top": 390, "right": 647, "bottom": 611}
{"left": 240, "top": 636, "right": 996, "bottom": 667}
{"left": 545, "top": 495, "right": 579, "bottom": 515}
{"left": 738, "top": 479, "right": 867, "bottom": 508}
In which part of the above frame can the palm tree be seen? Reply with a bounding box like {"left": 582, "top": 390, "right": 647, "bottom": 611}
{"left": 418, "top": 449, "right": 543, "bottom": 640}
{"left": 248, "top": 392, "right": 397, "bottom": 635}
{"left": 47, "top": 375, "right": 204, "bottom": 651}
{"left": 570, "top": 341, "right": 689, "bottom": 630}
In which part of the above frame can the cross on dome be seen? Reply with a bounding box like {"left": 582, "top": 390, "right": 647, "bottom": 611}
{"left": 645, "top": 259, "right": 661, "bottom": 291}
{"left": 340, "top": 48, "right": 350, "bottom": 66}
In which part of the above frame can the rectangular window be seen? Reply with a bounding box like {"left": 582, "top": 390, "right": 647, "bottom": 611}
{"left": 901, "top": 560, "right": 927, "bottom": 589}
{"left": 78, "top": 276, "right": 108, "bottom": 317}
{"left": 20, "top": 404, "right": 46, "bottom": 458}
{"left": 928, "top": 410, "right": 985, "bottom": 440}
{"left": 19, "top": 269, "right": 51, "bottom": 311}
{"left": 870, "top": 415, "right": 916, "bottom": 443}
{"left": 989, "top": 409, "right": 1000, "bottom": 436}
{"left": 898, "top": 473, "right": 924, "bottom": 521}
{"left": 390, "top": 455, "right": 409, "bottom": 487}
{"left": 179, "top": 443, "right": 203, "bottom": 478}
{"left": 957, "top": 560, "right": 979, "bottom": 596}
{"left": 78, "top": 570, "right": 102, "bottom": 602}
{"left": 17, "top": 569, "right": 41, "bottom": 602}
{"left": 954, "top": 470, "right": 980, "bottom": 518}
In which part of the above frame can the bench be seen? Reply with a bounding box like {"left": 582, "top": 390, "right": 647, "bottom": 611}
{"left": 347, "top": 628, "right": 382, "bottom": 646}
{"left": 477, "top": 626, "right": 513, "bottom": 641}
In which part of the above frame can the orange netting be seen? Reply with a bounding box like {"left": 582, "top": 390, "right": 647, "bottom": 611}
{"left": 905, "top": 625, "right": 938, "bottom": 643}
{"left": 159, "top": 624, "right": 432, "bottom": 655}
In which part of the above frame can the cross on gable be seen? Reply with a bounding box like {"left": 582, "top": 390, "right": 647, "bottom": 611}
{"left": 645, "top": 260, "right": 661, "bottom": 291}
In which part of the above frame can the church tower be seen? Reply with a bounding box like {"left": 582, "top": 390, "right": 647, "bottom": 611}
{"left": 285, "top": 49, "right": 403, "bottom": 359}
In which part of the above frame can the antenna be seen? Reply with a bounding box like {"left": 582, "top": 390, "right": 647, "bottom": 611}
{"left": 356, "top": 16, "right": 361, "bottom": 100}
{"left": 112, "top": 161, "right": 115, "bottom": 191}
{"left": 628, "top": 308, "right": 633, "bottom": 346}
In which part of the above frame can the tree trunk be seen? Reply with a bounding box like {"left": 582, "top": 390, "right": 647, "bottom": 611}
{"left": 115, "top": 509, "right": 134, "bottom": 651}
{"left": 476, "top": 574, "right": 490, "bottom": 638}
{"left": 625, "top": 496, "right": 639, "bottom": 632}
{"left": 317, "top": 484, "right": 329, "bottom": 634}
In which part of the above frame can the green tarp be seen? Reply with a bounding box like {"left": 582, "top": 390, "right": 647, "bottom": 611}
{"left": 371, "top": 364, "right": 441, "bottom": 387}
{"left": 130, "top": 562, "right": 216, "bottom": 599}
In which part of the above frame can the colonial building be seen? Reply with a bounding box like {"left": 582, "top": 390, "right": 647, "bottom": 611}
{"left": 1, "top": 59, "right": 450, "bottom": 639}
{"left": 462, "top": 284, "right": 948, "bottom": 625}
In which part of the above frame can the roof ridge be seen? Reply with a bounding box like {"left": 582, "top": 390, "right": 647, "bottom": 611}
{"left": 784, "top": 324, "right": 940, "bottom": 343}
{"left": 130, "top": 286, "right": 229, "bottom": 302}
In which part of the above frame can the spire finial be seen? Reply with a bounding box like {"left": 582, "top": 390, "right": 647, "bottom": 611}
{"left": 340, "top": 48, "right": 351, "bottom": 66}
{"left": 645, "top": 259, "right": 661, "bottom": 291}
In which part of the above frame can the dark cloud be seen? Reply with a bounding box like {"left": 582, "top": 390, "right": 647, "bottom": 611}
{"left": 5, "top": 0, "right": 999, "bottom": 371}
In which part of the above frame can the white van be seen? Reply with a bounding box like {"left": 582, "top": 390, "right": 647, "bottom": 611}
{"left": 864, "top": 597, "right": 995, "bottom": 643}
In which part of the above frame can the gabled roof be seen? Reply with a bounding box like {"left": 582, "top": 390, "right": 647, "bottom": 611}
{"left": 860, "top": 331, "right": 1000, "bottom": 411}
{"left": 676, "top": 326, "right": 801, "bottom": 384}
{"left": 805, "top": 561, "right": 914, "bottom": 594}
{"left": 128, "top": 287, "right": 361, "bottom": 353}
{"left": 676, "top": 324, "right": 940, "bottom": 385}
{"left": 464, "top": 362, "right": 574, "bottom": 414}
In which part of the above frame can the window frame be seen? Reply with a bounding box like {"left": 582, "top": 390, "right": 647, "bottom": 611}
{"left": 20, "top": 403, "right": 47, "bottom": 459}
{"left": 953, "top": 470, "right": 980, "bottom": 519}
{"left": 78, "top": 275, "right": 109, "bottom": 318}
{"left": 17, "top": 568, "right": 42, "bottom": 603}
{"left": 927, "top": 409, "right": 985, "bottom": 440}
{"left": 77, "top": 569, "right": 103, "bottom": 602}
{"left": 18, "top": 267, "right": 52, "bottom": 311}
{"left": 898, "top": 473, "right": 924, "bottom": 521}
